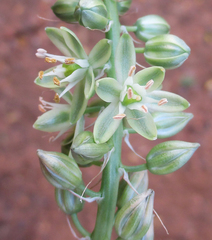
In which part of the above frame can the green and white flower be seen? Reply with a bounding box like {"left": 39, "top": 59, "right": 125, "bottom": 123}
{"left": 35, "top": 26, "right": 111, "bottom": 99}
{"left": 94, "top": 33, "right": 190, "bottom": 143}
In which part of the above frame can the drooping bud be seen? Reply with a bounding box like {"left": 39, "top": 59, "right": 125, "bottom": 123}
{"left": 117, "top": 0, "right": 132, "bottom": 16}
{"left": 37, "top": 150, "right": 82, "bottom": 190}
{"left": 144, "top": 34, "right": 190, "bottom": 69}
{"left": 117, "top": 171, "right": 148, "bottom": 208}
{"left": 152, "top": 112, "right": 193, "bottom": 138}
{"left": 74, "top": 0, "right": 109, "bottom": 30}
{"left": 55, "top": 188, "right": 84, "bottom": 215}
{"left": 115, "top": 189, "right": 154, "bottom": 240}
{"left": 51, "top": 0, "right": 79, "bottom": 23}
{"left": 146, "top": 141, "right": 200, "bottom": 175}
{"left": 134, "top": 15, "right": 170, "bottom": 42}
{"left": 71, "top": 131, "right": 113, "bottom": 165}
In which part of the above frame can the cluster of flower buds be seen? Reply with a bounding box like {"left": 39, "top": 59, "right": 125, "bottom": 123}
{"left": 52, "top": 0, "right": 109, "bottom": 30}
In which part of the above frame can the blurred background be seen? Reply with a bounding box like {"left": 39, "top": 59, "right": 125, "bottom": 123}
{"left": 1, "top": 0, "right": 212, "bottom": 239}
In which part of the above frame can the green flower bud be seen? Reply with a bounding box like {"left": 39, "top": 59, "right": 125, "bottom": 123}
{"left": 134, "top": 15, "right": 170, "bottom": 42}
{"left": 144, "top": 34, "right": 190, "bottom": 69}
{"left": 37, "top": 150, "right": 82, "bottom": 189}
{"left": 117, "top": 0, "right": 132, "bottom": 16}
{"left": 146, "top": 141, "right": 200, "bottom": 175}
{"left": 115, "top": 189, "right": 154, "bottom": 240}
{"left": 71, "top": 131, "right": 113, "bottom": 165}
{"left": 55, "top": 188, "right": 84, "bottom": 215}
{"left": 74, "top": 0, "right": 109, "bottom": 30}
{"left": 117, "top": 171, "right": 148, "bottom": 208}
{"left": 51, "top": 0, "right": 79, "bottom": 23}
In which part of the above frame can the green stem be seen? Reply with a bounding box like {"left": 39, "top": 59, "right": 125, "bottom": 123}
{"left": 135, "top": 47, "right": 145, "bottom": 53}
{"left": 84, "top": 106, "right": 102, "bottom": 114}
{"left": 71, "top": 214, "right": 91, "bottom": 237}
{"left": 92, "top": 1, "right": 122, "bottom": 239}
{"left": 125, "top": 25, "right": 137, "bottom": 32}
{"left": 78, "top": 184, "right": 101, "bottom": 198}
{"left": 121, "top": 163, "right": 147, "bottom": 172}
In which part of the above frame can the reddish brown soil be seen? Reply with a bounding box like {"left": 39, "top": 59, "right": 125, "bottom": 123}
{"left": 1, "top": 0, "right": 212, "bottom": 239}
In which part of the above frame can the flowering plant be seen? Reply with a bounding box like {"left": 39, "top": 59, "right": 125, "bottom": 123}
{"left": 34, "top": 1, "right": 199, "bottom": 239}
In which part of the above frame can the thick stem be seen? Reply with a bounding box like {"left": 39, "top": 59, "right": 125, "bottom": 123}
{"left": 92, "top": 1, "right": 122, "bottom": 239}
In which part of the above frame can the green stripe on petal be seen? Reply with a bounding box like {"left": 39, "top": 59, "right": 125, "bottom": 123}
{"left": 45, "top": 28, "right": 74, "bottom": 57}
{"left": 84, "top": 67, "right": 95, "bottom": 99}
{"left": 94, "top": 102, "right": 121, "bottom": 143}
{"left": 152, "top": 112, "right": 193, "bottom": 138}
{"left": 33, "top": 107, "right": 70, "bottom": 132}
{"left": 95, "top": 78, "right": 122, "bottom": 103}
{"left": 88, "top": 39, "right": 111, "bottom": 69}
{"left": 125, "top": 108, "right": 157, "bottom": 140}
{"left": 133, "top": 66, "right": 165, "bottom": 92}
{"left": 115, "top": 34, "right": 136, "bottom": 84}
{"left": 146, "top": 90, "right": 190, "bottom": 112}
{"left": 60, "top": 27, "right": 87, "bottom": 59}
{"left": 69, "top": 79, "right": 88, "bottom": 124}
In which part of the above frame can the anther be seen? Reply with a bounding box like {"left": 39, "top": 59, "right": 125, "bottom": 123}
{"left": 53, "top": 77, "right": 61, "bottom": 86}
{"left": 113, "top": 113, "right": 126, "bottom": 120}
{"left": 53, "top": 93, "right": 60, "bottom": 103}
{"left": 145, "top": 79, "right": 154, "bottom": 90}
{"left": 38, "top": 104, "right": 46, "bottom": 113}
{"left": 38, "top": 71, "right": 44, "bottom": 79}
{"left": 65, "top": 58, "right": 75, "bottom": 64}
{"left": 128, "top": 66, "right": 136, "bottom": 77}
{"left": 141, "top": 105, "right": 148, "bottom": 113}
{"left": 37, "top": 48, "right": 47, "bottom": 54}
{"left": 45, "top": 57, "right": 57, "bottom": 63}
{"left": 158, "top": 98, "right": 168, "bottom": 106}
{"left": 127, "top": 88, "right": 133, "bottom": 99}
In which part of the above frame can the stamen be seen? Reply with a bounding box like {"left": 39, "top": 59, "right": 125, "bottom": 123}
{"left": 53, "top": 93, "right": 60, "bottom": 103}
{"left": 38, "top": 104, "right": 46, "bottom": 113}
{"left": 36, "top": 53, "right": 45, "bottom": 58}
{"left": 37, "top": 48, "right": 47, "bottom": 54}
{"left": 113, "top": 113, "right": 126, "bottom": 120}
{"left": 65, "top": 58, "right": 75, "bottom": 64}
{"left": 145, "top": 79, "right": 154, "bottom": 90}
{"left": 128, "top": 66, "right": 136, "bottom": 77}
{"left": 127, "top": 87, "right": 133, "bottom": 99}
{"left": 53, "top": 77, "right": 61, "bottom": 86}
{"left": 45, "top": 57, "right": 57, "bottom": 63}
{"left": 141, "top": 105, "right": 148, "bottom": 113}
{"left": 38, "top": 71, "right": 44, "bottom": 79}
{"left": 136, "top": 96, "right": 141, "bottom": 101}
{"left": 158, "top": 98, "right": 168, "bottom": 106}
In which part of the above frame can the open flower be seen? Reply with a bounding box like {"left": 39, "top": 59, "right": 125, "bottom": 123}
{"left": 35, "top": 26, "right": 111, "bottom": 99}
{"left": 94, "top": 65, "right": 189, "bottom": 143}
{"left": 93, "top": 34, "right": 190, "bottom": 144}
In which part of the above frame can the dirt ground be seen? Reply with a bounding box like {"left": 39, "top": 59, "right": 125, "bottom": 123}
{"left": 1, "top": 0, "right": 212, "bottom": 239}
